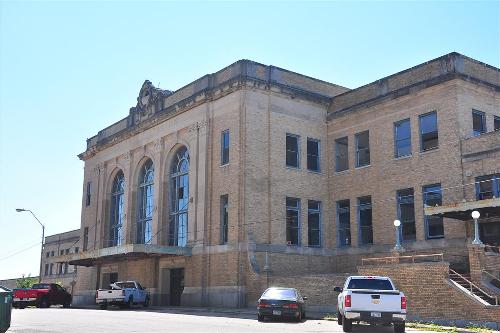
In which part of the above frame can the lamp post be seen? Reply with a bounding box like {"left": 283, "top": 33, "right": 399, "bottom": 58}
{"left": 16, "top": 208, "right": 45, "bottom": 283}
{"left": 471, "top": 210, "right": 483, "bottom": 245}
{"left": 393, "top": 219, "right": 405, "bottom": 252}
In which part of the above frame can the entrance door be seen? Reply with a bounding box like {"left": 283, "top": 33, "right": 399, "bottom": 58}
{"left": 170, "top": 268, "right": 184, "bottom": 306}
{"left": 480, "top": 221, "right": 500, "bottom": 246}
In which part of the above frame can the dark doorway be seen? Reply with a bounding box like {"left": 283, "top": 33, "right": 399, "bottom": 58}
{"left": 101, "top": 272, "right": 118, "bottom": 288}
{"left": 480, "top": 221, "right": 500, "bottom": 246}
{"left": 170, "top": 268, "right": 184, "bottom": 306}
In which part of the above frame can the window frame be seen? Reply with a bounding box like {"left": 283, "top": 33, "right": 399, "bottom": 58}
{"left": 307, "top": 200, "right": 322, "bottom": 247}
{"left": 355, "top": 131, "right": 370, "bottom": 167}
{"left": 419, "top": 111, "right": 439, "bottom": 152}
{"left": 394, "top": 118, "right": 412, "bottom": 158}
{"left": 137, "top": 160, "right": 154, "bottom": 245}
{"left": 306, "top": 138, "right": 321, "bottom": 172}
{"left": 220, "top": 129, "right": 230, "bottom": 166}
{"left": 337, "top": 199, "right": 351, "bottom": 247}
{"left": 220, "top": 194, "right": 229, "bottom": 245}
{"left": 335, "top": 136, "right": 349, "bottom": 172}
{"left": 475, "top": 174, "right": 500, "bottom": 200}
{"left": 86, "top": 181, "right": 92, "bottom": 206}
{"left": 357, "top": 196, "right": 373, "bottom": 245}
{"left": 285, "top": 133, "right": 300, "bottom": 169}
{"left": 472, "top": 110, "right": 486, "bottom": 136}
{"left": 494, "top": 116, "right": 500, "bottom": 131}
{"left": 423, "top": 184, "right": 444, "bottom": 239}
{"left": 396, "top": 188, "right": 416, "bottom": 241}
{"left": 285, "top": 197, "right": 301, "bottom": 246}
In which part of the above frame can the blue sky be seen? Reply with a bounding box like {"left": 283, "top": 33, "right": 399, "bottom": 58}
{"left": 0, "top": 1, "right": 498, "bottom": 279}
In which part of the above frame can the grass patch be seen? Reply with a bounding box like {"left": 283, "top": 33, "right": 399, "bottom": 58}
{"left": 323, "top": 313, "right": 336, "bottom": 321}
{"left": 407, "top": 323, "right": 458, "bottom": 332}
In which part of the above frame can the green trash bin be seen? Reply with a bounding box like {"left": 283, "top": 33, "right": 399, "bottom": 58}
{"left": 0, "top": 285, "right": 13, "bottom": 333}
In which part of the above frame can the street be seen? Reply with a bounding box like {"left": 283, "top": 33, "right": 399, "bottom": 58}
{"left": 9, "top": 307, "right": 442, "bottom": 333}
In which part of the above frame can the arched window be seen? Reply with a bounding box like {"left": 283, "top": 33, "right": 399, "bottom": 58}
{"left": 137, "top": 159, "right": 154, "bottom": 244}
{"left": 170, "top": 147, "right": 189, "bottom": 247}
{"left": 109, "top": 171, "right": 125, "bottom": 247}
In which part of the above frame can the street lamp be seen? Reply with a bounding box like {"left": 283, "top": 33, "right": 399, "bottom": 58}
{"left": 471, "top": 210, "right": 483, "bottom": 245}
{"left": 16, "top": 208, "right": 45, "bottom": 283}
{"left": 393, "top": 219, "right": 405, "bottom": 252}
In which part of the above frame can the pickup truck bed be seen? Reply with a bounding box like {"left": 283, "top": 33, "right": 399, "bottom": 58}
{"left": 96, "top": 281, "right": 149, "bottom": 309}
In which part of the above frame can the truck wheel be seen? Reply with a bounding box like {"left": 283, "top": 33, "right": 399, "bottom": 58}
{"left": 39, "top": 297, "right": 49, "bottom": 308}
{"left": 342, "top": 317, "right": 352, "bottom": 332}
{"left": 100, "top": 303, "right": 108, "bottom": 310}
{"left": 337, "top": 310, "right": 343, "bottom": 325}
{"left": 257, "top": 314, "right": 264, "bottom": 322}
{"left": 19, "top": 304, "right": 26, "bottom": 309}
{"left": 394, "top": 322, "right": 405, "bottom": 333}
{"left": 143, "top": 296, "right": 150, "bottom": 308}
{"left": 63, "top": 298, "right": 71, "bottom": 308}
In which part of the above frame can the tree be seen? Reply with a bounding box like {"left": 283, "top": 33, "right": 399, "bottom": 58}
{"left": 16, "top": 274, "right": 38, "bottom": 289}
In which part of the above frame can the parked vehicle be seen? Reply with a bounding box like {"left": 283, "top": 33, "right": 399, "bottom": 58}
{"left": 334, "top": 276, "right": 406, "bottom": 333}
{"left": 12, "top": 283, "right": 71, "bottom": 309}
{"left": 96, "top": 281, "right": 149, "bottom": 310}
{"left": 257, "top": 287, "right": 307, "bottom": 322}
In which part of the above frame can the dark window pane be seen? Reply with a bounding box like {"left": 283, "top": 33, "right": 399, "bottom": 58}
{"left": 397, "top": 188, "right": 416, "bottom": 241}
{"left": 347, "top": 279, "right": 393, "bottom": 290}
{"left": 262, "top": 288, "right": 297, "bottom": 299}
{"left": 420, "top": 112, "right": 438, "bottom": 151}
{"left": 335, "top": 137, "right": 349, "bottom": 171}
{"left": 395, "top": 119, "right": 411, "bottom": 157}
{"left": 358, "top": 196, "right": 373, "bottom": 245}
{"left": 472, "top": 111, "right": 486, "bottom": 136}
{"left": 337, "top": 200, "right": 351, "bottom": 246}
{"left": 220, "top": 194, "right": 229, "bottom": 244}
{"left": 495, "top": 116, "right": 500, "bottom": 131}
{"left": 221, "top": 130, "right": 230, "bottom": 165}
{"left": 307, "top": 139, "right": 320, "bottom": 171}
{"left": 476, "top": 174, "right": 500, "bottom": 200}
{"left": 356, "top": 131, "right": 370, "bottom": 167}
{"left": 286, "top": 197, "right": 300, "bottom": 245}
{"left": 308, "top": 200, "right": 321, "bottom": 247}
{"left": 286, "top": 134, "right": 299, "bottom": 168}
{"left": 423, "top": 184, "right": 443, "bottom": 238}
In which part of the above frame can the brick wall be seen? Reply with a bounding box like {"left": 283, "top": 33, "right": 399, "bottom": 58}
{"left": 358, "top": 262, "right": 500, "bottom": 324}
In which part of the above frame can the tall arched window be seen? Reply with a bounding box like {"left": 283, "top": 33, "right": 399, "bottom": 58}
{"left": 110, "top": 171, "right": 125, "bottom": 247}
{"left": 170, "top": 147, "right": 189, "bottom": 247}
{"left": 137, "top": 159, "right": 154, "bottom": 244}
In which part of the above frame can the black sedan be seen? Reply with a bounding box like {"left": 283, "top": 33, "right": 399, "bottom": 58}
{"left": 257, "top": 287, "right": 307, "bottom": 322}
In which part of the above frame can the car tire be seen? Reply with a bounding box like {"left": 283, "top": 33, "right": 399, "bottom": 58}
{"left": 394, "top": 322, "right": 405, "bottom": 333}
{"left": 39, "top": 297, "right": 49, "bottom": 308}
{"left": 257, "top": 314, "right": 264, "bottom": 322}
{"left": 143, "top": 296, "right": 150, "bottom": 308}
{"left": 19, "top": 304, "right": 26, "bottom": 309}
{"left": 342, "top": 317, "right": 352, "bottom": 332}
{"left": 337, "top": 310, "right": 343, "bottom": 325}
{"left": 295, "top": 311, "right": 302, "bottom": 322}
{"left": 100, "top": 303, "right": 108, "bottom": 310}
{"left": 63, "top": 298, "right": 71, "bottom": 308}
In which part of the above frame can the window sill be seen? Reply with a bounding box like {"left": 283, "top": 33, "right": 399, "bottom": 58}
{"left": 419, "top": 147, "right": 439, "bottom": 155}
{"left": 219, "top": 163, "right": 229, "bottom": 168}
{"left": 334, "top": 169, "right": 351, "bottom": 175}
{"left": 285, "top": 166, "right": 301, "bottom": 171}
{"left": 394, "top": 154, "right": 412, "bottom": 161}
{"left": 306, "top": 169, "right": 323, "bottom": 175}
{"left": 355, "top": 164, "right": 371, "bottom": 170}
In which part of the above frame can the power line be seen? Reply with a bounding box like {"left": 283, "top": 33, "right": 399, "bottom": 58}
{"left": 0, "top": 241, "right": 41, "bottom": 262}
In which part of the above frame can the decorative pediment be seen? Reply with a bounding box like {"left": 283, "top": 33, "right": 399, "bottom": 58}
{"left": 131, "top": 80, "right": 173, "bottom": 125}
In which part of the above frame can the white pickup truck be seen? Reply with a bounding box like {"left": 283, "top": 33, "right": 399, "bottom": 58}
{"left": 334, "top": 276, "right": 406, "bottom": 333}
{"left": 96, "top": 281, "right": 150, "bottom": 310}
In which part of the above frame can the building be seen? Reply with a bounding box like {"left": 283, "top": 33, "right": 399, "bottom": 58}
{"left": 65, "top": 52, "right": 499, "bottom": 307}
{"left": 42, "top": 229, "right": 80, "bottom": 294}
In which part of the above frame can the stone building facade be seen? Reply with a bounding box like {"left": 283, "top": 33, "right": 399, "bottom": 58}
{"left": 65, "top": 53, "right": 499, "bottom": 307}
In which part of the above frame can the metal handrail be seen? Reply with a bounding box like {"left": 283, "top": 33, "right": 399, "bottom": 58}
{"left": 361, "top": 253, "right": 443, "bottom": 265}
{"left": 482, "top": 270, "right": 500, "bottom": 285}
{"left": 449, "top": 268, "right": 498, "bottom": 305}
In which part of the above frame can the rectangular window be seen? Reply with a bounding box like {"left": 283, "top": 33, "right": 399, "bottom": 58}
{"left": 64, "top": 263, "right": 69, "bottom": 275}
{"left": 307, "top": 138, "right": 320, "bottom": 172}
{"left": 50, "top": 251, "right": 54, "bottom": 257}
{"left": 495, "top": 116, "right": 500, "bottom": 131}
{"left": 423, "top": 184, "right": 444, "bottom": 239}
{"left": 355, "top": 131, "right": 370, "bottom": 167}
{"left": 44, "top": 264, "right": 49, "bottom": 276}
{"left": 307, "top": 200, "right": 321, "bottom": 247}
{"left": 86, "top": 181, "right": 92, "bottom": 206}
{"left": 397, "top": 188, "right": 416, "bottom": 241}
{"left": 358, "top": 196, "right": 373, "bottom": 245}
{"left": 394, "top": 119, "right": 411, "bottom": 158}
{"left": 335, "top": 137, "right": 349, "bottom": 172}
{"left": 60, "top": 250, "right": 64, "bottom": 256}
{"left": 286, "top": 134, "right": 300, "bottom": 168}
{"left": 337, "top": 200, "right": 351, "bottom": 247}
{"left": 83, "top": 227, "right": 89, "bottom": 251}
{"left": 476, "top": 174, "right": 500, "bottom": 200}
{"left": 419, "top": 111, "right": 438, "bottom": 151}
{"left": 49, "top": 263, "right": 53, "bottom": 275}
{"left": 472, "top": 110, "right": 486, "bottom": 136}
{"left": 46, "top": 252, "right": 50, "bottom": 258}
{"left": 286, "top": 197, "right": 300, "bottom": 245}
{"left": 220, "top": 194, "right": 229, "bottom": 244}
{"left": 65, "top": 249, "right": 69, "bottom": 255}
{"left": 221, "top": 130, "right": 230, "bottom": 165}
{"left": 75, "top": 247, "right": 79, "bottom": 253}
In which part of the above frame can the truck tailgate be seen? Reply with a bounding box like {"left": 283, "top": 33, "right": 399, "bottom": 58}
{"left": 97, "top": 290, "right": 123, "bottom": 300}
{"left": 350, "top": 290, "right": 402, "bottom": 312}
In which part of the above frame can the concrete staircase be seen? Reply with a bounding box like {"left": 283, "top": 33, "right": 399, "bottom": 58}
{"left": 449, "top": 269, "right": 499, "bottom": 306}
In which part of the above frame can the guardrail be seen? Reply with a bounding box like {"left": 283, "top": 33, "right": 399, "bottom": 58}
{"left": 484, "top": 245, "right": 500, "bottom": 254}
{"left": 361, "top": 253, "right": 444, "bottom": 265}
{"left": 482, "top": 270, "right": 500, "bottom": 285}
{"left": 450, "top": 268, "right": 498, "bottom": 306}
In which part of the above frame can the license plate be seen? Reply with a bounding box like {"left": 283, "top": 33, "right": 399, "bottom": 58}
{"left": 272, "top": 310, "right": 281, "bottom": 315}
{"left": 371, "top": 312, "right": 381, "bottom": 318}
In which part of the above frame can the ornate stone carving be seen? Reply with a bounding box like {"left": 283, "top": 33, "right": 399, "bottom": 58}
{"left": 153, "top": 138, "right": 163, "bottom": 152}
{"left": 188, "top": 121, "right": 208, "bottom": 133}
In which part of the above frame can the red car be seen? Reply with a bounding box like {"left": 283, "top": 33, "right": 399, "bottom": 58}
{"left": 13, "top": 283, "right": 71, "bottom": 309}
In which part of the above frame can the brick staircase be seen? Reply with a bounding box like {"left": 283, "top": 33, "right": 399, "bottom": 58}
{"left": 449, "top": 269, "right": 499, "bottom": 306}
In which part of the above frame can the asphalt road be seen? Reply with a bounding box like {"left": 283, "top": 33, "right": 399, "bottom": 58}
{"left": 9, "top": 307, "right": 439, "bottom": 333}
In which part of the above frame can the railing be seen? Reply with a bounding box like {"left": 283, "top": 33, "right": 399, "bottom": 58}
{"left": 484, "top": 245, "right": 500, "bottom": 254}
{"left": 482, "top": 270, "right": 500, "bottom": 285}
{"left": 449, "top": 268, "right": 498, "bottom": 306}
{"left": 361, "top": 253, "right": 443, "bottom": 265}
